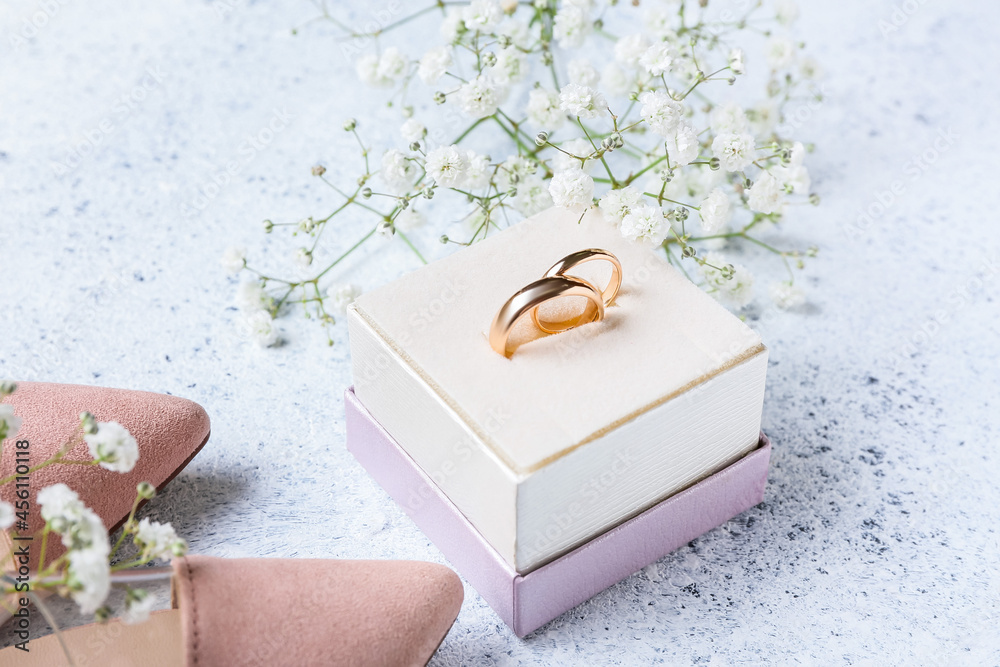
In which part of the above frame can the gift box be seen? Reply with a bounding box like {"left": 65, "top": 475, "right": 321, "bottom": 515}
{"left": 346, "top": 206, "right": 770, "bottom": 634}
{"left": 346, "top": 388, "right": 771, "bottom": 637}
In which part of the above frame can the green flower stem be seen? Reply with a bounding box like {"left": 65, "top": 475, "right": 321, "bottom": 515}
{"left": 396, "top": 230, "right": 427, "bottom": 265}
{"left": 576, "top": 119, "right": 617, "bottom": 186}
{"left": 0, "top": 457, "right": 96, "bottom": 487}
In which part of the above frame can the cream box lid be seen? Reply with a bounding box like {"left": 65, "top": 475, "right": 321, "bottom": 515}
{"left": 351, "top": 207, "right": 764, "bottom": 476}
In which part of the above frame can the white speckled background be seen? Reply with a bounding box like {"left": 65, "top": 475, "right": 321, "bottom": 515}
{"left": 1, "top": 1, "right": 998, "bottom": 664}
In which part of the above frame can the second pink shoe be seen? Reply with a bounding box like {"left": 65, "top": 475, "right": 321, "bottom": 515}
{"left": 0, "top": 556, "right": 464, "bottom": 666}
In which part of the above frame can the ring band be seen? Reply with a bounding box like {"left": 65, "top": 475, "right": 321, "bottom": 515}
{"left": 532, "top": 249, "right": 622, "bottom": 334}
{"left": 489, "top": 275, "right": 605, "bottom": 358}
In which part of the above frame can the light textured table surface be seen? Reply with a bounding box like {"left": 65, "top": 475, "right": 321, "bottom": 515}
{"left": 1, "top": 1, "right": 998, "bottom": 664}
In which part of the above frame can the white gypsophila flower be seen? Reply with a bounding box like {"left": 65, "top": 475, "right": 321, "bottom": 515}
{"left": 463, "top": 0, "right": 503, "bottom": 33}
{"left": 548, "top": 168, "right": 594, "bottom": 208}
{"left": 620, "top": 204, "right": 668, "bottom": 245}
{"left": 418, "top": 46, "right": 452, "bottom": 84}
{"left": 356, "top": 54, "right": 391, "bottom": 88}
{"left": 244, "top": 309, "right": 278, "bottom": 347}
{"left": 553, "top": 5, "right": 591, "bottom": 49}
{"left": 38, "top": 483, "right": 85, "bottom": 525}
{"left": 712, "top": 132, "right": 756, "bottom": 172}
{"left": 776, "top": 141, "right": 811, "bottom": 194}
{"left": 440, "top": 8, "right": 465, "bottom": 43}
{"left": 464, "top": 150, "right": 491, "bottom": 189}
{"left": 639, "top": 41, "right": 677, "bottom": 76}
{"left": 701, "top": 251, "right": 754, "bottom": 308}
{"left": 774, "top": 0, "right": 800, "bottom": 25}
{"left": 492, "top": 46, "right": 528, "bottom": 84}
{"left": 379, "top": 149, "right": 417, "bottom": 194}
{"left": 235, "top": 281, "right": 272, "bottom": 313}
{"left": 376, "top": 47, "right": 408, "bottom": 81}
{"left": 766, "top": 36, "right": 796, "bottom": 70}
{"left": 614, "top": 34, "right": 649, "bottom": 68}
{"left": 512, "top": 176, "right": 553, "bottom": 216}
{"left": 63, "top": 507, "right": 109, "bottom": 555}
{"left": 526, "top": 88, "right": 565, "bottom": 129}
{"left": 568, "top": 59, "right": 600, "bottom": 88}
{"left": 558, "top": 83, "right": 607, "bottom": 119}
{"left": 799, "top": 56, "right": 824, "bottom": 79}
{"left": 710, "top": 101, "right": 750, "bottom": 134}
{"left": 400, "top": 118, "right": 426, "bottom": 144}
{"left": 601, "top": 62, "right": 634, "bottom": 97}
{"left": 552, "top": 137, "right": 595, "bottom": 173}
{"left": 326, "top": 283, "right": 361, "bottom": 314}
{"left": 123, "top": 590, "right": 155, "bottom": 625}
{"left": 644, "top": 8, "right": 678, "bottom": 40}
{"left": 670, "top": 122, "right": 700, "bottom": 166}
{"left": 425, "top": 145, "right": 469, "bottom": 187}
{"left": 0, "top": 501, "right": 14, "bottom": 530}
{"left": 294, "top": 247, "right": 313, "bottom": 271}
{"left": 394, "top": 207, "right": 425, "bottom": 232}
{"left": 598, "top": 186, "right": 643, "bottom": 225}
{"left": 747, "top": 170, "right": 786, "bottom": 215}
{"left": 749, "top": 100, "right": 779, "bottom": 137}
{"left": 135, "top": 518, "right": 182, "bottom": 560}
{"left": 84, "top": 421, "right": 139, "bottom": 473}
{"left": 0, "top": 404, "right": 22, "bottom": 442}
{"left": 698, "top": 188, "right": 732, "bottom": 234}
{"left": 68, "top": 548, "right": 111, "bottom": 615}
{"left": 498, "top": 18, "right": 533, "bottom": 49}
{"left": 457, "top": 75, "right": 505, "bottom": 118}
{"left": 220, "top": 246, "right": 246, "bottom": 274}
{"left": 729, "top": 48, "right": 745, "bottom": 75}
{"left": 769, "top": 282, "right": 806, "bottom": 309}
{"left": 496, "top": 155, "right": 538, "bottom": 191}
{"left": 639, "top": 90, "right": 684, "bottom": 137}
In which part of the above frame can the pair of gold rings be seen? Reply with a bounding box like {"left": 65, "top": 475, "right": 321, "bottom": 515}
{"left": 489, "top": 249, "right": 622, "bottom": 358}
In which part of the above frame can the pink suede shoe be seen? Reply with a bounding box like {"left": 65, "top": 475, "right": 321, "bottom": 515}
{"left": 0, "top": 382, "right": 211, "bottom": 572}
{"left": 0, "top": 556, "right": 464, "bottom": 666}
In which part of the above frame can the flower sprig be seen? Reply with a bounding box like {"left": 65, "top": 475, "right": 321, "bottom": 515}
{"left": 0, "top": 382, "right": 186, "bottom": 626}
{"left": 229, "top": 0, "right": 824, "bottom": 346}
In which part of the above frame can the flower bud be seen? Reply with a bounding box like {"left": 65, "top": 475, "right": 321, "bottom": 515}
{"left": 0, "top": 381, "right": 16, "bottom": 397}
{"left": 809, "top": 193, "right": 821, "bottom": 206}
{"left": 439, "top": 234, "right": 450, "bottom": 244}
{"left": 409, "top": 141, "right": 421, "bottom": 152}
{"left": 433, "top": 91, "right": 447, "bottom": 105}
{"left": 343, "top": 118, "right": 357, "bottom": 131}
{"left": 423, "top": 187, "right": 435, "bottom": 200}
{"left": 721, "top": 264, "right": 736, "bottom": 280}
{"left": 311, "top": 165, "right": 326, "bottom": 176}
{"left": 263, "top": 219, "right": 274, "bottom": 233}
{"left": 709, "top": 157, "right": 720, "bottom": 171}
{"left": 483, "top": 52, "right": 497, "bottom": 67}
{"left": 137, "top": 481, "right": 156, "bottom": 500}
{"left": 361, "top": 187, "right": 372, "bottom": 199}
{"left": 682, "top": 245, "right": 697, "bottom": 258}
{"left": 535, "top": 131, "right": 548, "bottom": 146}
{"left": 171, "top": 540, "right": 189, "bottom": 557}
{"left": 498, "top": 35, "right": 512, "bottom": 48}
{"left": 79, "top": 412, "right": 98, "bottom": 435}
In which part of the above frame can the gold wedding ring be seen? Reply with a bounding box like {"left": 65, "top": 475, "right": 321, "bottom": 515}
{"left": 489, "top": 275, "right": 605, "bottom": 358}
{"left": 532, "top": 249, "right": 622, "bottom": 333}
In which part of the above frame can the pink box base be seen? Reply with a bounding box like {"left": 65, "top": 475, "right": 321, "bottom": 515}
{"left": 345, "top": 388, "right": 771, "bottom": 637}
